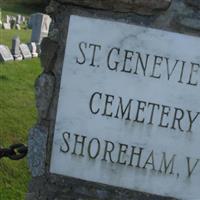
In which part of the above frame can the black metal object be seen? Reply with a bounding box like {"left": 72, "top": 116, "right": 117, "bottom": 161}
{"left": 0, "top": 143, "right": 28, "bottom": 160}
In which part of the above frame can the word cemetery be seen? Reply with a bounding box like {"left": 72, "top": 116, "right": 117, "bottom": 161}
{"left": 50, "top": 16, "right": 200, "bottom": 200}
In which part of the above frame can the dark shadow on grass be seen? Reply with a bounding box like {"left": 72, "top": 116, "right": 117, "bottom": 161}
{"left": 0, "top": 75, "right": 9, "bottom": 80}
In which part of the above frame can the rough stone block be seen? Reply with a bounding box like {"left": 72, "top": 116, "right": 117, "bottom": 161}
{"left": 175, "top": 13, "right": 200, "bottom": 31}
{"left": 57, "top": 0, "right": 172, "bottom": 14}
{"left": 185, "top": 0, "right": 200, "bottom": 9}
{"left": 28, "top": 125, "right": 48, "bottom": 177}
{"left": 35, "top": 73, "right": 55, "bottom": 120}
{"left": 40, "top": 38, "right": 59, "bottom": 72}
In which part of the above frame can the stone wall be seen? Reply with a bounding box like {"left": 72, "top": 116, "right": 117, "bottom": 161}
{"left": 27, "top": 0, "right": 200, "bottom": 199}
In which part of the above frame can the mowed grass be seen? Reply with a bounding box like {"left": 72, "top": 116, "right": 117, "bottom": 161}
{"left": 0, "top": 29, "right": 32, "bottom": 48}
{"left": 0, "top": 1, "right": 43, "bottom": 199}
{"left": 0, "top": 59, "right": 42, "bottom": 200}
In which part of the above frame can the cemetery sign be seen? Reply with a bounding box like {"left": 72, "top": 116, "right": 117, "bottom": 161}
{"left": 50, "top": 15, "right": 200, "bottom": 200}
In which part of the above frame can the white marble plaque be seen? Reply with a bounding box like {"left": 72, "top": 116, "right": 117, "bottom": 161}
{"left": 50, "top": 15, "right": 200, "bottom": 200}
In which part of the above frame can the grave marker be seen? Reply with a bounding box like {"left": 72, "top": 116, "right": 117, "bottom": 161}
{"left": 0, "top": 45, "right": 14, "bottom": 62}
{"left": 16, "top": 14, "right": 21, "bottom": 24}
{"left": 29, "top": 13, "right": 52, "bottom": 44}
{"left": 28, "top": 42, "right": 38, "bottom": 57}
{"left": 2, "top": 22, "right": 11, "bottom": 29}
{"left": 5, "top": 15, "right": 10, "bottom": 23}
{"left": 19, "top": 43, "right": 32, "bottom": 59}
{"left": 11, "top": 36, "right": 23, "bottom": 60}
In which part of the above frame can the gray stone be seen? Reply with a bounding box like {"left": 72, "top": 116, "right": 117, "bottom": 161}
{"left": 56, "top": 0, "right": 172, "bottom": 15}
{"left": 11, "top": 36, "right": 23, "bottom": 60}
{"left": 19, "top": 43, "right": 32, "bottom": 59}
{"left": 29, "top": 13, "right": 52, "bottom": 44}
{"left": 0, "top": 45, "right": 14, "bottom": 62}
{"left": 28, "top": 125, "right": 48, "bottom": 177}
{"left": 176, "top": 13, "right": 200, "bottom": 31}
{"left": 40, "top": 37, "right": 59, "bottom": 72}
{"left": 28, "top": 42, "right": 38, "bottom": 57}
{"left": 185, "top": 0, "right": 200, "bottom": 9}
{"left": 2, "top": 22, "right": 11, "bottom": 29}
{"left": 35, "top": 73, "right": 55, "bottom": 120}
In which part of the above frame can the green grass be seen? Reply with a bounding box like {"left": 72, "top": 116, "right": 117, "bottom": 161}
{"left": 0, "top": 29, "right": 32, "bottom": 48}
{"left": 0, "top": 59, "right": 42, "bottom": 200}
{"left": 0, "top": 0, "right": 43, "bottom": 199}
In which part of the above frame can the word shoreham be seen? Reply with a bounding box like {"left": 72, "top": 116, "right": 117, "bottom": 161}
{"left": 60, "top": 131, "right": 200, "bottom": 178}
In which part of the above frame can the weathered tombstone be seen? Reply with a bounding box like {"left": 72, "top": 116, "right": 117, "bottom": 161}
{"left": 5, "top": 15, "right": 10, "bottom": 23}
{"left": 27, "top": 1, "right": 200, "bottom": 200}
{"left": 2, "top": 22, "right": 11, "bottom": 29}
{"left": 28, "top": 13, "right": 52, "bottom": 44}
{"left": 16, "top": 14, "right": 21, "bottom": 24}
{"left": 11, "top": 36, "right": 23, "bottom": 60}
{"left": 15, "top": 24, "right": 21, "bottom": 30}
{"left": 19, "top": 43, "right": 32, "bottom": 59}
{"left": 28, "top": 42, "right": 38, "bottom": 57}
{"left": 0, "top": 45, "right": 14, "bottom": 62}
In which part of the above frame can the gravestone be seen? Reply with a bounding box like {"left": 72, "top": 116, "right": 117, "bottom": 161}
{"left": 11, "top": 36, "right": 23, "bottom": 60}
{"left": 28, "top": 42, "right": 38, "bottom": 58}
{"left": 15, "top": 24, "right": 21, "bottom": 30}
{"left": 29, "top": 13, "right": 52, "bottom": 44}
{"left": 5, "top": 15, "right": 10, "bottom": 23}
{"left": 27, "top": 1, "right": 200, "bottom": 200}
{"left": 0, "top": 45, "right": 14, "bottom": 62}
{"left": 2, "top": 22, "right": 11, "bottom": 29}
{"left": 16, "top": 14, "right": 21, "bottom": 24}
{"left": 19, "top": 43, "right": 32, "bottom": 59}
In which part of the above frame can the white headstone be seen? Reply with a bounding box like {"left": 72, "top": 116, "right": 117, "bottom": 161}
{"left": 16, "top": 14, "right": 21, "bottom": 24}
{"left": 2, "top": 22, "right": 11, "bottom": 29}
{"left": 0, "top": 45, "right": 14, "bottom": 62}
{"left": 5, "top": 15, "right": 10, "bottom": 23}
{"left": 50, "top": 15, "right": 200, "bottom": 200}
{"left": 19, "top": 43, "right": 32, "bottom": 59}
{"left": 29, "top": 13, "right": 52, "bottom": 44}
{"left": 28, "top": 42, "right": 38, "bottom": 57}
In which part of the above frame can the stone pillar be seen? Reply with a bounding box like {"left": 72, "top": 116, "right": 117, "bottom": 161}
{"left": 27, "top": 0, "right": 200, "bottom": 199}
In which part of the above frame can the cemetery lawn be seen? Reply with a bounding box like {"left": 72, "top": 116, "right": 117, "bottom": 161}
{"left": 0, "top": 29, "right": 32, "bottom": 48}
{"left": 0, "top": 59, "right": 42, "bottom": 200}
